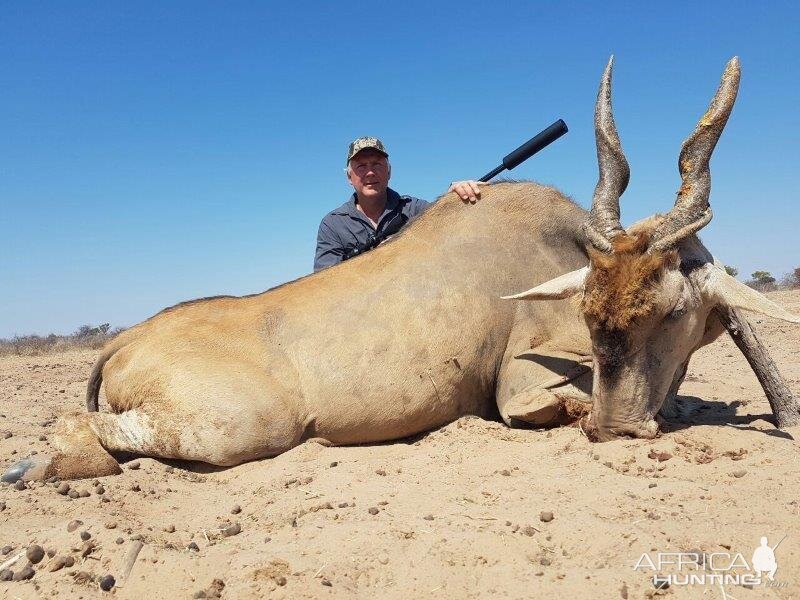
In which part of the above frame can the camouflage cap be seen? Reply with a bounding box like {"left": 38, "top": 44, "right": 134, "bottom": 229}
{"left": 346, "top": 136, "right": 388, "bottom": 164}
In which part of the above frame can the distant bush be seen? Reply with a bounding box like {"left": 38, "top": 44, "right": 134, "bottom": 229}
{"left": 0, "top": 323, "right": 125, "bottom": 357}
{"left": 724, "top": 265, "right": 738, "bottom": 277}
{"left": 745, "top": 267, "right": 800, "bottom": 292}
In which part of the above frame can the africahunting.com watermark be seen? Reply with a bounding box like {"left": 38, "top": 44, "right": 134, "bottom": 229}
{"left": 634, "top": 535, "right": 789, "bottom": 588}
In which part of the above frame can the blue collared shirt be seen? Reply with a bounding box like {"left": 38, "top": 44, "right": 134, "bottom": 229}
{"left": 314, "top": 188, "right": 429, "bottom": 271}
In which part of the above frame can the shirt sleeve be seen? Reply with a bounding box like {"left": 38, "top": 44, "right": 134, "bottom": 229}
{"left": 314, "top": 218, "right": 345, "bottom": 272}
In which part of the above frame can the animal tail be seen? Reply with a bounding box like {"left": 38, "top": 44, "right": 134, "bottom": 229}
{"left": 85, "top": 331, "right": 138, "bottom": 412}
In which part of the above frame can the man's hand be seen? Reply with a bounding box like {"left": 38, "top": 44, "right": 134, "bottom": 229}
{"left": 448, "top": 180, "right": 487, "bottom": 203}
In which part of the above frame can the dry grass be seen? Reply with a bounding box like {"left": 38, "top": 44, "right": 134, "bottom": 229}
{"left": 0, "top": 324, "right": 124, "bottom": 357}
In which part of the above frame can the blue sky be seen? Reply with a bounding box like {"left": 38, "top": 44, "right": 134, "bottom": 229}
{"left": 1, "top": 1, "right": 798, "bottom": 337}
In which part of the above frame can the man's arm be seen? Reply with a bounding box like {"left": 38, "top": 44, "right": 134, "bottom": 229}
{"left": 314, "top": 219, "right": 345, "bottom": 272}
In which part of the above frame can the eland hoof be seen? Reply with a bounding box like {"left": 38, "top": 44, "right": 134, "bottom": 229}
{"left": 2, "top": 459, "right": 35, "bottom": 484}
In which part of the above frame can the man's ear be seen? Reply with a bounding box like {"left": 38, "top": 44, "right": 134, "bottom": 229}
{"left": 703, "top": 266, "right": 800, "bottom": 323}
{"left": 387, "top": 161, "right": 391, "bottom": 181}
{"left": 502, "top": 267, "right": 589, "bottom": 301}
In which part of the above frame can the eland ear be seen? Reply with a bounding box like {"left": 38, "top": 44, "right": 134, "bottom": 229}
{"left": 704, "top": 267, "right": 800, "bottom": 323}
{"left": 502, "top": 267, "right": 589, "bottom": 301}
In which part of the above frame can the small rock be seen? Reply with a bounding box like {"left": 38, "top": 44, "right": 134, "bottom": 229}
{"left": 523, "top": 526, "right": 537, "bottom": 537}
{"left": 26, "top": 544, "right": 45, "bottom": 564}
{"left": 115, "top": 537, "right": 125, "bottom": 545}
{"left": 104, "top": 521, "right": 117, "bottom": 529}
{"left": 368, "top": 507, "right": 380, "bottom": 515}
{"left": 46, "top": 548, "right": 56, "bottom": 558}
{"left": 329, "top": 461, "right": 338, "bottom": 468}
{"left": 57, "top": 482, "right": 71, "bottom": 495}
{"left": 0, "top": 546, "right": 11, "bottom": 555}
{"left": 0, "top": 502, "right": 5, "bottom": 511}
{"left": 14, "top": 480, "right": 25, "bottom": 491}
{"left": 64, "top": 556, "right": 75, "bottom": 567}
{"left": 732, "top": 469, "right": 747, "bottom": 478}
{"left": 222, "top": 523, "right": 241, "bottom": 537}
{"left": 230, "top": 504, "right": 241, "bottom": 514}
{"left": 12, "top": 565, "right": 34, "bottom": 581}
{"left": 276, "top": 576, "right": 287, "bottom": 586}
{"left": 99, "top": 574, "right": 116, "bottom": 591}
{"left": 127, "top": 461, "right": 140, "bottom": 470}
{"left": 264, "top": 537, "right": 271, "bottom": 543}
{"left": 68, "top": 489, "right": 80, "bottom": 499}
{"left": 375, "top": 469, "right": 386, "bottom": 476}
{"left": 540, "top": 511, "right": 554, "bottom": 523}
{"left": 38, "top": 435, "right": 47, "bottom": 441}
{"left": 647, "top": 450, "right": 672, "bottom": 462}
{"left": 193, "top": 592, "right": 207, "bottom": 599}
{"left": 338, "top": 502, "right": 348, "bottom": 508}
{"left": 165, "top": 465, "right": 175, "bottom": 473}
{"left": 187, "top": 542, "right": 200, "bottom": 552}
{"left": 2, "top": 431, "right": 11, "bottom": 439}
{"left": 80, "top": 530, "right": 92, "bottom": 541}
{"left": 540, "top": 557, "right": 551, "bottom": 566}
{"left": 164, "top": 524, "right": 176, "bottom": 533}
{"left": 423, "top": 514, "right": 434, "bottom": 521}
{"left": 95, "top": 485, "right": 105, "bottom": 495}
{"left": 79, "top": 489, "right": 90, "bottom": 498}
{"left": 0, "top": 568, "right": 13, "bottom": 581}
{"left": 48, "top": 556, "right": 69, "bottom": 572}
{"left": 321, "top": 577, "right": 332, "bottom": 586}
{"left": 648, "top": 483, "right": 657, "bottom": 488}
{"left": 500, "top": 469, "right": 511, "bottom": 476}
{"left": 130, "top": 483, "right": 141, "bottom": 492}
{"left": 620, "top": 581, "right": 629, "bottom": 599}
{"left": 67, "top": 519, "right": 83, "bottom": 532}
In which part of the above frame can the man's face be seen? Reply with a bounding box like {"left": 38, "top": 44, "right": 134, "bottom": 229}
{"left": 347, "top": 149, "right": 391, "bottom": 201}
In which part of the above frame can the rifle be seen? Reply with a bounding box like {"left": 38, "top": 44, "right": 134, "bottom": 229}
{"left": 342, "top": 119, "right": 568, "bottom": 262}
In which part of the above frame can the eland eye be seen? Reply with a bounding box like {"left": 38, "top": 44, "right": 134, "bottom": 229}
{"left": 667, "top": 303, "right": 687, "bottom": 320}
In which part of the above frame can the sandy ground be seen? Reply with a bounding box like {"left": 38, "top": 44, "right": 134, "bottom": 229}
{"left": 1, "top": 290, "right": 799, "bottom": 599}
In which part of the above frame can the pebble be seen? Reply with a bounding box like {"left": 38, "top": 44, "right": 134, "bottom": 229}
{"left": 68, "top": 489, "right": 80, "bottom": 499}
{"left": 115, "top": 537, "right": 125, "bottom": 545}
{"left": 368, "top": 507, "right": 380, "bottom": 515}
{"left": 127, "top": 461, "right": 140, "bottom": 470}
{"left": 540, "top": 557, "right": 552, "bottom": 566}
{"left": 1, "top": 546, "right": 12, "bottom": 555}
{"left": 523, "top": 526, "right": 537, "bottom": 537}
{"left": 2, "top": 431, "right": 11, "bottom": 439}
{"left": 79, "top": 489, "right": 90, "bottom": 498}
{"left": 80, "top": 531, "right": 92, "bottom": 541}
{"left": 230, "top": 504, "right": 241, "bottom": 514}
{"left": 26, "top": 544, "right": 45, "bottom": 564}
{"left": 276, "top": 576, "right": 287, "bottom": 586}
{"left": 99, "top": 574, "right": 116, "bottom": 591}
{"left": 12, "top": 565, "right": 34, "bottom": 581}
{"left": 648, "top": 483, "right": 658, "bottom": 488}
{"left": 67, "top": 519, "right": 83, "bottom": 532}
{"left": 338, "top": 502, "right": 348, "bottom": 508}
{"left": 165, "top": 465, "right": 174, "bottom": 473}
{"left": 14, "top": 480, "right": 25, "bottom": 491}
{"left": 423, "top": 514, "right": 434, "bottom": 521}
{"left": 329, "top": 461, "right": 338, "bottom": 468}
{"left": 222, "top": 523, "right": 241, "bottom": 537}
{"left": 130, "top": 483, "right": 141, "bottom": 492}
{"left": 0, "top": 502, "right": 6, "bottom": 511}
{"left": 46, "top": 548, "right": 56, "bottom": 558}
{"left": 104, "top": 521, "right": 117, "bottom": 529}
{"left": 375, "top": 469, "right": 386, "bottom": 476}
{"left": 0, "top": 569, "right": 12, "bottom": 581}
{"left": 38, "top": 435, "right": 47, "bottom": 441}
{"left": 321, "top": 578, "right": 332, "bottom": 586}
{"left": 48, "top": 556, "right": 72, "bottom": 572}
{"left": 164, "top": 524, "right": 176, "bottom": 533}
{"left": 187, "top": 542, "right": 200, "bottom": 552}
{"left": 540, "top": 511, "right": 554, "bottom": 523}
{"left": 732, "top": 469, "right": 747, "bottom": 478}
{"left": 95, "top": 485, "right": 105, "bottom": 495}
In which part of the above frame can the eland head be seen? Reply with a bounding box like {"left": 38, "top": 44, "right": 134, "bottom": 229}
{"left": 505, "top": 57, "right": 800, "bottom": 441}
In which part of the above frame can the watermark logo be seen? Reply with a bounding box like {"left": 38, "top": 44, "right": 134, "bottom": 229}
{"left": 633, "top": 535, "right": 788, "bottom": 588}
